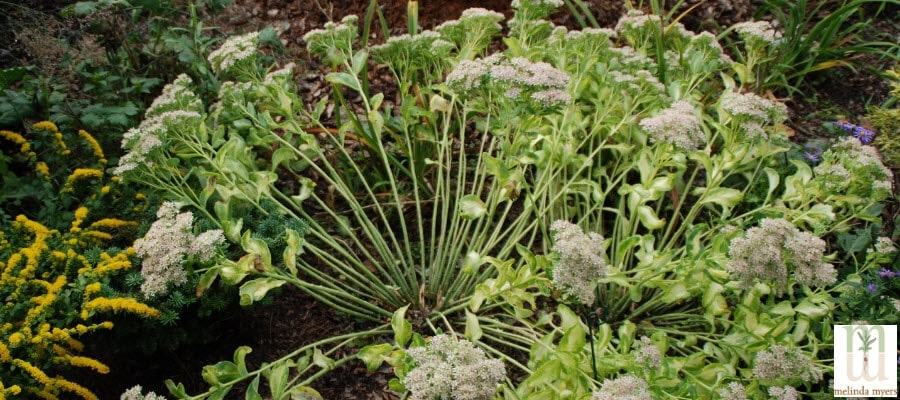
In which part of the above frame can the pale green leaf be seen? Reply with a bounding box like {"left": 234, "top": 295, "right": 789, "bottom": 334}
{"left": 458, "top": 194, "right": 487, "bottom": 220}
{"left": 239, "top": 277, "right": 286, "bottom": 306}
{"left": 357, "top": 343, "right": 394, "bottom": 372}
{"left": 465, "top": 309, "right": 483, "bottom": 342}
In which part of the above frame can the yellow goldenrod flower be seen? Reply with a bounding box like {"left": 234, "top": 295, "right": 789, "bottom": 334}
{"left": 135, "top": 192, "right": 146, "bottom": 200}
{"left": 110, "top": 175, "right": 120, "bottom": 183}
{"left": 0, "top": 341, "right": 11, "bottom": 361}
{"left": 35, "top": 162, "right": 50, "bottom": 179}
{"left": 65, "top": 337, "right": 84, "bottom": 352}
{"left": 51, "top": 377, "right": 98, "bottom": 400}
{"left": 64, "top": 169, "right": 103, "bottom": 191}
{"left": 7, "top": 332, "right": 24, "bottom": 347}
{"left": 32, "top": 121, "right": 70, "bottom": 156}
{"left": 66, "top": 355, "right": 110, "bottom": 374}
{"left": 94, "top": 252, "right": 132, "bottom": 276}
{"left": 24, "top": 277, "right": 65, "bottom": 327}
{"left": 77, "top": 130, "right": 106, "bottom": 164}
{"left": 0, "top": 382, "right": 23, "bottom": 398}
{"left": 13, "top": 359, "right": 53, "bottom": 386}
{"left": 0, "top": 130, "right": 33, "bottom": 158}
{"left": 100, "top": 185, "right": 110, "bottom": 194}
{"left": 32, "top": 121, "right": 59, "bottom": 133}
{"left": 83, "top": 297, "right": 161, "bottom": 318}
{"left": 88, "top": 218, "right": 138, "bottom": 230}
{"left": 82, "top": 230, "right": 113, "bottom": 242}
{"left": 84, "top": 282, "right": 102, "bottom": 297}
{"left": 70, "top": 207, "right": 89, "bottom": 233}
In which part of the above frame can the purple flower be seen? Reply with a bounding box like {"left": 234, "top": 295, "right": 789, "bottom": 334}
{"left": 866, "top": 282, "right": 877, "bottom": 293}
{"left": 802, "top": 144, "right": 823, "bottom": 163}
{"left": 878, "top": 269, "right": 895, "bottom": 278}
{"left": 829, "top": 121, "right": 875, "bottom": 144}
{"left": 852, "top": 126, "right": 875, "bottom": 144}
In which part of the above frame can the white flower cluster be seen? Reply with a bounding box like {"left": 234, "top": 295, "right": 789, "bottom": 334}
{"left": 445, "top": 54, "right": 572, "bottom": 106}
{"left": 303, "top": 15, "right": 358, "bottom": 61}
{"left": 511, "top": 0, "right": 564, "bottom": 10}
{"left": 121, "top": 385, "right": 168, "bottom": 400}
{"left": 732, "top": 20, "right": 782, "bottom": 45}
{"left": 615, "top": 9, "right": 663, "bottom": 35}
{"left": 872, "top": 236, "right": 898, "bottom": 255}
{"left": 264, "top": 62, "right": 295, "bottom": 85}
{"left": 752, "top": 345, "right": 823, "bottom": 383}
{"left": 550, "top": 220, "right": 606, "bottom": 305}
{"left": 115, "top": 75, "right": 203, "bottom": 177}
{"left": 717, "top": 382, "right": 748, "bottom": 400}
{"left": 403, "top": 334, "right": 505, "bottom": 400}
{"left": 134, "top": 202, "right": 225, "bottom": 298}
{"left": 592, "top": 375, "right": 652, "bottom": 400}
{"left": 607, "top": 69, "right": 666, "bottom": 96}
{"left": 719, "top": 91, "right": 788, "bottom": 139}
{"left": 639, "top": 100, "right": 706, "bottom": 151}
{"left": 813, "top": 137, "right": 894, "bottom": 199}
{"left": 768, "top": 386, "right": 799, "bottom": 400}
{"left": 370, "top": 31, "right": 448, "bottom": 74}
{"left": 208, "top": 31, "right": 260, "bottom": 75}
{"left": 608, "top": 46, "right": 657, "bottom": 72}
{"left": 727, "top": 218, "right": 836, "bottom": 292}
{"left": 435, "top": 8, "right": 504, "bottom": 50}
{"left": 145, "top": 74, "right": 202, "bottom": 117}
{"left": 634, "top": 336, "right": 662, "bottom": 370}
{"left": 686, "top": 31, "right": 734, "bottom": 68}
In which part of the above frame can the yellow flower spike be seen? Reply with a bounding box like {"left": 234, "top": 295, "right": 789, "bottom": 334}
{"left": 0, "top": 341, "right": 11, "bottom": 361}
{"left": 65, "top": 355, "right": 110, "bottom": 374}
{"left": 77, "top": 129, "right": 106, "bottom": 164}
{"left": 94, "top": 253, "right": 132, "bottom": 276}
{"left": 70, "top": 207, "right": 89, "bottom": 233}
{"left": 82, "top": 230, "right": 113, "bottom": 242}
{"left": 7, "top": 332, "right": 24, "bottom": 347}
{"left": 83, "top": 297, "right": 161, "bottom": 318}
{"left": 65, "top": 337, "right": 84, "bottom": 352}
{"left": 32, "top": 121, "right": 69, "bottom": 156}
{"left": 51, "top": 377, "right": 98, "bottom": 400}
{"left": 64, "top": 169, "right": 103, "bottom": 192}
{"left": 32, "top": 121, "right": 59, "bottom": 133}
{"left": 88, "top": 218, "right": 138, "bottom": 230}
{"left": 100, "top": 185, "right": 110, "bottom": 194}
{"left": 84, "top": 282, "right": 102, "bottom": 297}
{"left": 35, "top": 162, "right": 51, "bottom": 179}
{"left": 0, "top": 382, "right": 23, "bottom": 398}
{"left": 135, "top": 192, "right": 146, "bottom": 200}
{"left": 12, "top": 359, "right": 53, "bottom": 386}
{"left": 0, "top": 130, "right": 33, "bottom": 158}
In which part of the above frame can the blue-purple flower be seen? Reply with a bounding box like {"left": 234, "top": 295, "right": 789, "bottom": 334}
{"left": 878, "top": 269, "right": 896, "bottom": 278}
{"left": 829, "top": 121, "right": 875, "bottom": 144}
{"left": 802, "top": 143, "right": 823, "bottom": 163}
{"left": 866, "top": 282, "right": 877, "bottom": 293}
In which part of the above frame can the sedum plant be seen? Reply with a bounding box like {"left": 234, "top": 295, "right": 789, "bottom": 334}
{"left": 113, "top": 0, "right": 895, "bottom": 399}
{"left": 0, "top": 122, "right": 161, "bottom": 400}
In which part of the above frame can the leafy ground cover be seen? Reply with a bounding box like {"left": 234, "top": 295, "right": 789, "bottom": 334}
{"left": 1, "top": 0, "right": 899, "bottom": 399}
